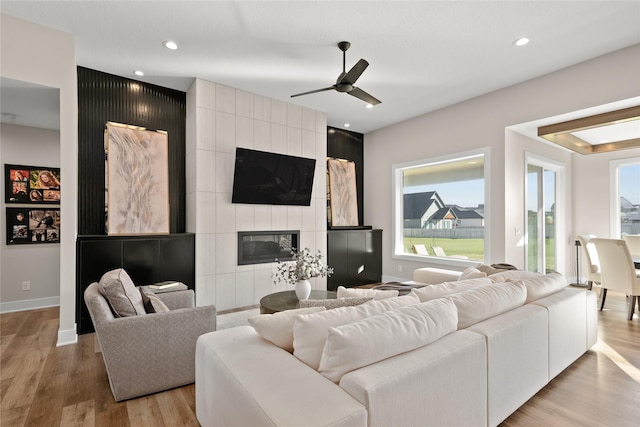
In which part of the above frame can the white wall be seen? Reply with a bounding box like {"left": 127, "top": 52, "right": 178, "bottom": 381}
{"left": 364, "top": 44, "right": 640, "bottom": 282}
{"left": 1, "top": 124, "right": 61, "bottom": 311}
{"left": 186, "top": 79, "right": 327, "bottom": 311}
{"left": 1, "top": 14, "right": 78, "bottom": 345}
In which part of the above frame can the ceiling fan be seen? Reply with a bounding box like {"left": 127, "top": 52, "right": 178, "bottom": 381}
{"left": 291, "top": 41, "right": 381, "bottom": 105}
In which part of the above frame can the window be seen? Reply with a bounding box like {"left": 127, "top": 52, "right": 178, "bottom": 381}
{"left": 393, "top": 149, "right": 488, "bottom": 263}
{"left": 611, "top": 159, "right": 640, "bottom": 238}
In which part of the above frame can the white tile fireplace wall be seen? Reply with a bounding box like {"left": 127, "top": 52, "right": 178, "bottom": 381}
{"left": 186, "top": 79, "right": 328, "bottom": 311}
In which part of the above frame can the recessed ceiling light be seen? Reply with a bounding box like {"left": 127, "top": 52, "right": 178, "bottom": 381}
{"left": 134, "top": 70, "right": 144, "bottom": 76}
{"left": 365, "top": 103, "right": 374, "bottom": 109}
{"left": 513, "top": 37, "right": 530, "bottom": 47}
{"left": 344, "top": 123, "right": 350, "bottom": 128}
{"left": 163, "top": 40, "right": 179, "bottom": 50}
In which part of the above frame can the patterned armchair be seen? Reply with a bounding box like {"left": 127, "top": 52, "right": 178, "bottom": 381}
{"left": 84, "top": 281, "right": 216, "bottom": 401}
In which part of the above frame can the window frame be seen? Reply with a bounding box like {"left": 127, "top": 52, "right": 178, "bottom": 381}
{"left": 392, "top": 147, "right": 490, "bottom": 267}
{"left": 610, "top": 158, "right": 640, "bottom": 238}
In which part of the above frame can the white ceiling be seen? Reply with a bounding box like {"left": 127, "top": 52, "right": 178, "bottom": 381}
{"left": 1, "top": 1, "right": 639, "bottom": 134}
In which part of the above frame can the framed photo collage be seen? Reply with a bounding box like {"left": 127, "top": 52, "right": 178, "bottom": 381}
{"left": 5, "top": 164, "right": 61, "bottom": 245}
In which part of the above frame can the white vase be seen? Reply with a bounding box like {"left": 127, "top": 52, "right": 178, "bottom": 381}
{"left": 295, "top": 279, "right": 312, "bottom": 300}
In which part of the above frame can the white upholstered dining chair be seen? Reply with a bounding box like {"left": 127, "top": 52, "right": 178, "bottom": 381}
{"left": 622, "top": 234, "right": 640, "bottom": 258}
{"left": 592, "top": 238, "right": 640, "bottom": 321}
{"left": 576, "top": 234, "right": 601, "bottom": 291}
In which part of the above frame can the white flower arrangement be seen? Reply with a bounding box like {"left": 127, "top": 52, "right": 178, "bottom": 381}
{"left": 273, "top": 247, "right": 333, "bottom": 287}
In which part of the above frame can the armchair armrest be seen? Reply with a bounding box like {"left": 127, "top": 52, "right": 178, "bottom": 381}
{"left": 96, "top": 304, "right": 216, "bottom": 401}
{"left": 155, "top": 289, "right": 195, "bottom": 310}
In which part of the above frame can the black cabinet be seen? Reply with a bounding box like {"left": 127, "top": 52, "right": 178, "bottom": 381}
{"left": 76, "top": 233, "right": 195, "bottom": 334}
{"left": 327, "top": 229, "right": 382, "bottom": 291}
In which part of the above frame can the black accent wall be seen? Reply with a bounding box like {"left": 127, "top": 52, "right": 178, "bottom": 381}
{"left": 77, "top": 233, "right": 195, "bottom": 334}
{"left": 77, "top": 67, "right": 187, "bottom": 234}
{"left": 327, "top": 126, "right": 365, "bottom": 226}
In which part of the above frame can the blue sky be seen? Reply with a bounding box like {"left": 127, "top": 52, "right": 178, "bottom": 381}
{"left": 404, "top": 162, "right": 639, "bottom": 209}
{"left": 405, "top": 179, "right": 484, "bottom": 207}
{"left": 620, "top": 163, "right": 640, "bottom": 205}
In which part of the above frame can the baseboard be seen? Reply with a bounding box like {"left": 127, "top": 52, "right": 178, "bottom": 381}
{"left": 0, "top": 296, "right": 59, "bottom": 314}
{"left": 57, "top": 326, "right": 78, "bottom": 347}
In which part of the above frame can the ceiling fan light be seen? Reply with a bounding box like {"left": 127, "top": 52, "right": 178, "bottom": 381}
{"left": 366, "top": 103, "right": 374, "bottom": 109}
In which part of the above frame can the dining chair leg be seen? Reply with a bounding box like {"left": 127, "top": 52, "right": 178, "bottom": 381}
{"left": 587, "top": 281, "right": 593, "bottom": 291}
{"left": 627, "top": 296, "right": 636, "bottom": 320}
{"left": 599, "top": 288, "right": 607, "bottom": 311}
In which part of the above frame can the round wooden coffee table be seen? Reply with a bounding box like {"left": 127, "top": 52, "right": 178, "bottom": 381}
{"left": 260, "top": 290, "right": 337, "bottom": 314}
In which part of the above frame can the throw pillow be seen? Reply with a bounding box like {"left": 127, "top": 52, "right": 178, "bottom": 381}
{"left": 140, "top": 288, "right": 170, "bottom": 313}
{"left": 140, "top": 288, "right": 154, "bottom": 313}
{"left": 488, "top": 270, "right": 540, "bottom": 283}
{"left": 248, "top": 307, "right": 325, "bottom": 352}
{"left": 446, "top": 281, "right": 527, "bottom": 329}
{"left": 292, "top": 293, "right": 420, "bottom": 370}
{"left": 410, "top": 277, "right": 492, "bottom": 302}
{"left": 458, "top": 266, "right": 487, "bottom": 280}
{"left": 299, "top": 297, "right": 373, "bottom": 309}
{"left": 98, "top": 268, "right": 146, "bottom": 317}
{"left": 518, "top": 272, "right": 567, "bottom": 303}
{"left": 318, "top": 298, "right": 458, "bottom": 383}
{"left": 336, "top": 286, "right": 399, "bottom": 300}
{"left": 476, "top": 264, "right": 509, "bottom": 276}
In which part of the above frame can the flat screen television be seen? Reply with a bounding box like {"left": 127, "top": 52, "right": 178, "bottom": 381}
{"left": 231, "top": 147, "right": 316, "bottom": 206}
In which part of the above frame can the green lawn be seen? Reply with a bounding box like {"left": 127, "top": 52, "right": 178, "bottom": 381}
{"left": 404, "top": 237, "right": 484, "bottom": 260}
{"left": 405, "top": 237, "right": 556, "bottom": 269}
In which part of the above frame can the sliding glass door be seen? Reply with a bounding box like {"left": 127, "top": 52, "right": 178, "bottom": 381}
{"left": 526, "top": 155, "right": 564, "bottom": 273}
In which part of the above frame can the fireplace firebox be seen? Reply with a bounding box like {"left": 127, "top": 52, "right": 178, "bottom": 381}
{"left": 237, "top": 230, "right": 300, "bottom": 265}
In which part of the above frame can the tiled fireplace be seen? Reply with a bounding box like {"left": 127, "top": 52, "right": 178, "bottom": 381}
{"left": 237, "top": 230, "right": 300, "bottom": 265}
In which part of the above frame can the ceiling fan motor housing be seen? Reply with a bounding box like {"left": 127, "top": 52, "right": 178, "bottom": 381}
{"left": 338, "top": 41, "right": 351, "bottom": 52}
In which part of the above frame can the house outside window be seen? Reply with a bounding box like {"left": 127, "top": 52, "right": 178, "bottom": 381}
{"left": 393, "top": 149, "right": 488, "bottom": 262}
{"left": 611, "top": 159, "right": 640, "bottom": 238}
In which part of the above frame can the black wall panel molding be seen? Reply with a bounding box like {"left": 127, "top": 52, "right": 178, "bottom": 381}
{"left": 77, "top": 67, "right": 187, "bottom": 234}
{"left": 327, "top": 126, "right": 365, "bottom": 226}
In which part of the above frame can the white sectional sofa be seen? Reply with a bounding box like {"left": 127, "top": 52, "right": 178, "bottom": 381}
{"left": 195, "top": 272, "right": 597, "bottom": 427}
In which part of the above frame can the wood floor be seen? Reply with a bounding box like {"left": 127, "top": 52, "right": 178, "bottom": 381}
{"left": 1, "top": 289, "right": 638, "bottom": 427}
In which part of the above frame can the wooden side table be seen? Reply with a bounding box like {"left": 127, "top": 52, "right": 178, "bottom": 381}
{"left": 260, "top": 290, "right": 337, "bottom": 314}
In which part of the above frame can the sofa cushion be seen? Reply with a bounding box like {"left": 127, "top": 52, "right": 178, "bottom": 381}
{"left": 410, "top": 277, "right": 492, "bottom": 302}
{"left": 337, "top": 286, "right": 399, "bottom": 300}
{"left": 447, "top": 282, "right": 527, "bottom": 329}
{"left": 98, "top": 268, "right": 146, "bottom": 317}
{"left": 518, "top": 272, "right": 567, "bottom": 303}
{"left": 248, "top": 307, "right": 326, "bottom": 352}
{"left": 488, "top": 270, "right": 540, "bottom": 283}
{"left": 318, "top": 298, "right": 458, "bottom": 383}
{"left": 299, "top": 297, "right": 373, "bottom": 309}
{"left": 293, "top": 294, "right": 420, "bottom": 370}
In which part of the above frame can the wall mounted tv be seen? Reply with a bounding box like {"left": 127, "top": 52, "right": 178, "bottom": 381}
{"left": 231, "top": 147, "right": 316, "bottom": 206}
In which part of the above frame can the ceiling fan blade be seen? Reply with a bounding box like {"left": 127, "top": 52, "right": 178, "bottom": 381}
{"left": 341, "top": 59, "right": 369, "bottom": 85}
{"left": 291, "top": 86, "right": 335, "bottom": 98}
{"left": 348, "top": 87, "right": 381, "bottom": 105}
